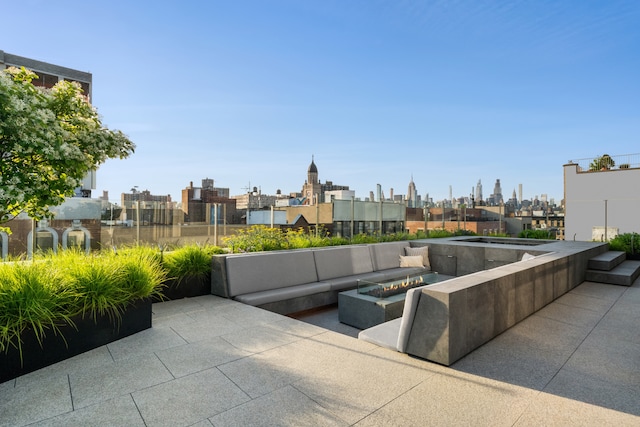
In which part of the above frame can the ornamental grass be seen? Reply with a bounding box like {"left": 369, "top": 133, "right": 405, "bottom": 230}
{"left": 0, "top": 246, "right": 165, "bottom": 360}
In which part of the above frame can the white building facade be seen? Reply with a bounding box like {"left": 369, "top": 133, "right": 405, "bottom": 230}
{"left": 564, "top": 155, "right": 640, "bottom": 242}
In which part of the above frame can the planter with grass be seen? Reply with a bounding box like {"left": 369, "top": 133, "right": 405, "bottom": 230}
{"left": 608, "top": 232, "right": 640, "bottom": 260}
{"left": 0, "top": 248, "right": 164, "bottom": 383}
{"left": 158, "top": 244, "right": 223, "bottom": 300}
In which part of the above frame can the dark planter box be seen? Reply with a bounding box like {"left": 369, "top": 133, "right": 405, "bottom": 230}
{"left": 155, "top": 273, "right": 211, "bottom": 301}
{"left": 0, "top": 298, "right": 152, "bottom": 383}
{"left": 626, "top": 253, "right": 640, "bottom": 261}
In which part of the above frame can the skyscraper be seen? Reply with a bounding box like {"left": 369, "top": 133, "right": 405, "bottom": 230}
{"left": 491, "top": 179, "right": 503, "bottom": 205}
{"left": 407, "top": 176, "right": 417, "bottom": 208}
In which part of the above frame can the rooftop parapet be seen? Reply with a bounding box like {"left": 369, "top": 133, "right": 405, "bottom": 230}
{"left": 566, "top": 153, "right": 640, "bottom": 172}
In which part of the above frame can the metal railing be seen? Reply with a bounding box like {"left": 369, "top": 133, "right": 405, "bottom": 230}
{"left": 568, "top": 153, "right": 640, "bottom": 172}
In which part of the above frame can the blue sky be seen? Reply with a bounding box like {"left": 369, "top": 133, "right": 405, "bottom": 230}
{"left": 4, "top": 1, "right": 639, "bottom": 204}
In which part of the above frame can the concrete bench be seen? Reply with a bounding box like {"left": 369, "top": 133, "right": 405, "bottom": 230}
{"left": 360, "top": 242, "right": 606, "bottom": 365}
{"left": 211, "top": 241, "right": 429, "bottom": 315}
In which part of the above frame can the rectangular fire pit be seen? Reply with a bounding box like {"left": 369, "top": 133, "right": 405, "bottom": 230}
{"left": 338, "top": 272, "right": 441, "bottom": 329}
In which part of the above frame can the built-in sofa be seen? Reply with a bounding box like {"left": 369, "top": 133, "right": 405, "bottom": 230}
{"left": 211, "top": 237, "right": 609, "bottom": 366}
{"left": 211, "top": 241, "right": 429, "bottom": 315}
{"left": 359, "top": 239, "right": 608, "bottom": 365}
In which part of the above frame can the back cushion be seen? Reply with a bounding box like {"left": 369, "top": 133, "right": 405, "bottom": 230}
{"left": 370, "top": 242, "right": 410, "bottom": 271}
{"left": 226, "top": 250, "right": 318, "bottom": 296}
{"left": 314, "top": 246, "right": 374, "bottom": 281}
{"left": 397, "top": 287, "right": 423, "bottom": 352}
{"left": 405, "top": 246, "right": 431, "bottom": 270}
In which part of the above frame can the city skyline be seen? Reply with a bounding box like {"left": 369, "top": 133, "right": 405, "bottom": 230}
{"left": 3, "top": 1, "right": 639, "bottom": 203}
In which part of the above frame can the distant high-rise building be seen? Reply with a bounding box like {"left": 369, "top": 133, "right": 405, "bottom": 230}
{"left": 476, "top": 179, "right": 483, "bottom": 203}
{"left": 407, "top": 176, "right": 418, "bottom": 208}
{"left": 518, "top": 184, "right": 523, "bottom": 206}
{"left": 182, "top": 180, "right": 235, "bottom": 223}
{"left": 507, "top": 188, "right": 517, "bottom": 206}
{"left": 490, "top": 179, "right": 503, "bottom": 205}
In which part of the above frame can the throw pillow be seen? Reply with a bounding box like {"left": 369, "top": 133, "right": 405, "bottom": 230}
{"left": 521, "top": 252, "right": 536, "bottom": 261}
{"left": 404, "top": 246, "right": 431, "bottom": 270}
{"left": 400, "top": 255, "right": 424, "bottom": 268}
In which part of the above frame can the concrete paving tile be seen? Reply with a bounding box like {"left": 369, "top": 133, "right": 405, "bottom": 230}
{"left": 218, "top": 303, "right": 289, "bottom": 326}
{"left": 151, "top": 310, "right": 200, "bottom": 329}
{"left": 69, "top": 354, "right": 173, "bottom": 409}
{"left": 550, "top": 291, "right": 615, "bottom": 315}
{"left": 291, "top": 305, "right": 361, "bottom": 338}
{"left": 0, "top": 370, "right": 71, "bottom": 427}
{"left": 523, "top": 384, "right": 640, "bottom": 424}
{"left": 107, "top": 326, "right": 188, "bottom": 361}
{"left": 534, "top": 299, "right": 604, "bottom": 329}
{"left": 570, "top": 282, "right": 626, "bottom": 302}
{"left": 170, "top": 312, "right": 247, "bottom": 343}
{"left": 561, "top": 331, "right": 640, "bottom": 389}
{"left": 219, "top": 331, "right": 366, "bottom": 397}
{"left": 29, "top": 395, "right": 145, "bottom": 427}
{"left": 503, "top": 314, "right": 590, "bottom": 353}
{"left": 13, "top": 345, "right": 114, "bottom": 380}
{"left": 291, "top": 349, "right": 435, "bottom": 424}
{"left": 265, "top": 315, "right": 328, "bottom": 338}
{"left": 307, "top": 329, "right": 379, "bottom": 354}
{"left": 606, "top": 298, "right": 640, "bottom": 323}
{"left": 219, "top": 352, "right": 304, "bottom": 399}
{"left": 152, "top": 297, "right": 207, "bottom": 318}
{"left": 152, "top": 296, "right": 236, "bottom": 322}
{"left": 593, "top": 308, "right": 640, "bottom": 344}
{"left": 365, "top": 346, "right": 449, "bottom": 376}
{"left": 209, "top": 385, "right": 348, "bottom": 427}
{"left": 132, "top": 367, "right": 250, "bottom": 427}
{"left": 621, "top": 287, "right": 640, "bottom": 303}
{"left": 591, "top": 320, "right": 640, "bottom": 346}
{"left": 155, "top": 336, "right": 252, "bottom": 378}
{"left": 354, "top": 409, "right": 418, "bottom": 427}
{"left": 220, "top": 325, "right": 303, "bottom": 353}
{"left": 452, "top": 337, "right": 571, "bottom": 390}
{"left": 355, "top": 371, "right": 536, "bottom": 427}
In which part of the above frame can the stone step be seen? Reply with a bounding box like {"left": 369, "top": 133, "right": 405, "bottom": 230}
{"left": 585, "top": 260, "right": 640, "bottom": 286}
{"left": 587, "top": 251, "right": 627, "bottom": 271}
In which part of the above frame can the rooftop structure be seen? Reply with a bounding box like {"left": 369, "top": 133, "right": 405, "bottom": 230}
{"left": 564, "top": 153, "right": 640, "bottom": 241}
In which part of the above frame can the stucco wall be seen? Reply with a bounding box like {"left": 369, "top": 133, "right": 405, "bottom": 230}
{"left": 564, "top": 163, "right": 640, "bottom": 241}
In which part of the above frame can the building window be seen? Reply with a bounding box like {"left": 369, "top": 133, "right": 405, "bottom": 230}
{"left": 32, "top": 71, "right": 59, "bottom": 88}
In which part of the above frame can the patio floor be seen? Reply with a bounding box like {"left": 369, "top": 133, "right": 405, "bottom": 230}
{"left": 1, "top": 279, "right": 638, "bottom": 426}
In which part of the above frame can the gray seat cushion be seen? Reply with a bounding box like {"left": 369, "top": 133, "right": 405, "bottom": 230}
{"left": 359, "top": 318, "right": 402, "bottom": 351}
{"left": 234, "top": 281, "right": 331, "bottom": 306}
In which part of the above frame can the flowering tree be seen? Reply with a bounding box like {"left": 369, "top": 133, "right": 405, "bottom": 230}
{"left": 0, "top": 66, "right": 134, "bottom": 225}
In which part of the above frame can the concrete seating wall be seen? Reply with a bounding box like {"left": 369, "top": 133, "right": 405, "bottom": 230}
{"left": 211, "top": 241, "right": 427, "bottom": 315}
{"left": 362, "top": 240, "right": 608, "bottom": 366}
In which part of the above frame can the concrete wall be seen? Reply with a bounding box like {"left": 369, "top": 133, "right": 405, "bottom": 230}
{"left": 404, "top": 239, "right": 607, "bottom": 365}
{"left": 564, "top": 163, "right": 640, "bottom": 241}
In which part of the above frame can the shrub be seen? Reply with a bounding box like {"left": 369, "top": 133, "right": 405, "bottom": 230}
{"left": 0, "top": 262, "right": 76, "bottom": 358}
{"left": 162, "top": 244, "right": 222, "bottom": 281}
{"left": 518, "top": 229, "right": 555, "bottom": 239}
{"left": 223, "top": 225, "right": 286, "bottom": 252}
{"left": 589, "top": 154, "right": 615, "bottom": 171}
{"left": 0, "top": 246, "right": 166, "bottom": 361}
{"left": 608, "top": 232, "right": 640, "bottom": 255}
